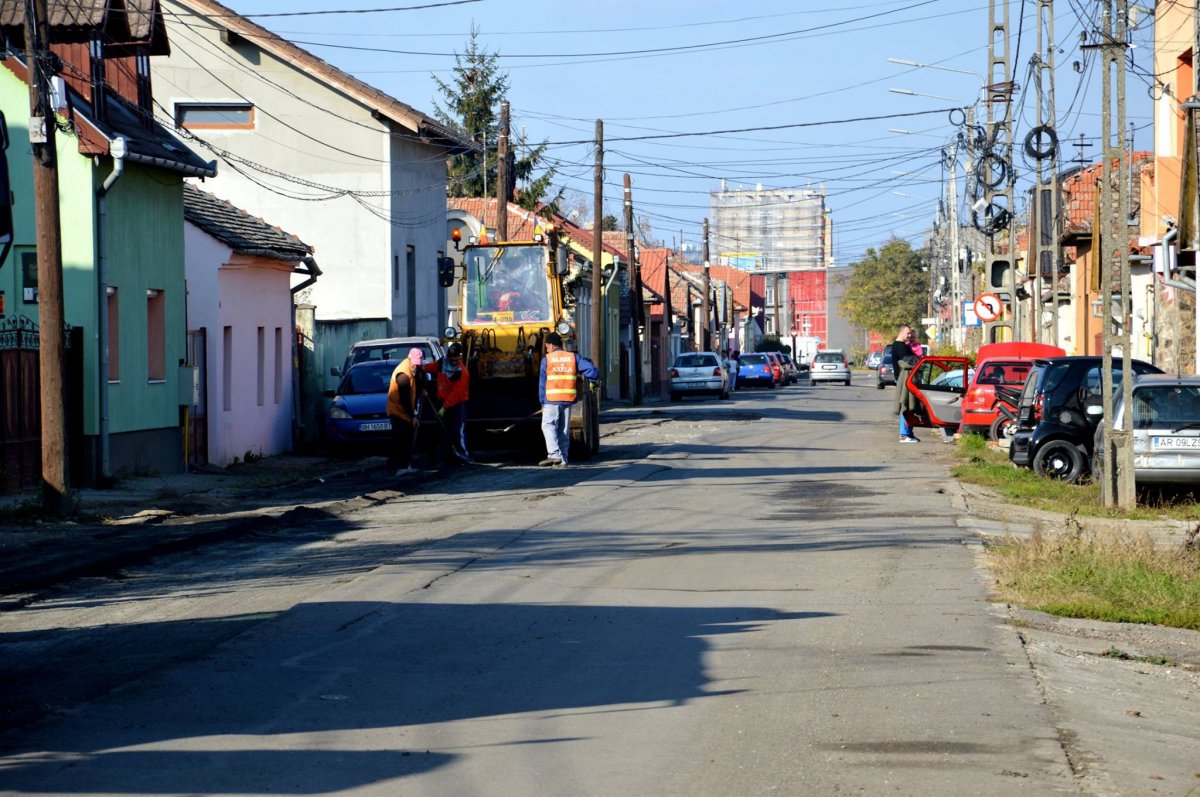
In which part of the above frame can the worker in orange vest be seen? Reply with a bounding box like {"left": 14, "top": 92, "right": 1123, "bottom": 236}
{"left": 387, "top": 348, "right": 425, "bottom": 476}
{"left": 538, "top": 332, "right": 599, "bottom": 467}
{"left": 423, "top": 341, "right": 472, "bottom": 465}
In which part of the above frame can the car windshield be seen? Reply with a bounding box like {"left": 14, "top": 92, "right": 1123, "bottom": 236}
{"left": 1131, "top": 385, "right": 1200, "bottom": 428}
{"left": 740, "top": 354, "right": 767, "bottom": 365}
{"left": 815, "top": 353, "right": 843, "bottom": 364}
{"left": 339, "top": 362, "right": 396, "bottom": 395}
{"left": 675, "top": 354, "right": 718, "bottom": 368}
{"left": 464, "top": 245, "right": 552, "bottom": 324}
{"left": 1038, "top": 362, "right": 1072, "bottom": 398}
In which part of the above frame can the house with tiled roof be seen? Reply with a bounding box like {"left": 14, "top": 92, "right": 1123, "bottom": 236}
{"left": 1059, "top": 153, "right": 1153, "bottom": 355}
{"left": 152, "top": 0, "right": 473, "bottom": 411}
{"left": 182, "top": 185, "right": 315, "bottom": 466}
{"left": 0, "top": 0, "right": 217, "bottom": 487}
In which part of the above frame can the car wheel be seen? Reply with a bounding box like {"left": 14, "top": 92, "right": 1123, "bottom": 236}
{"left": 989, "top": 414, "right": 1016, "bottom": 442}
{"left": 844, "top": 379, "right": 851, "bottom": 386}
{"left": 1032, "top": 440, "right": 1086, "bottom": 483}
{"left": 876, "top": 382, "right": 885, "bottom": 390}
{"left": 670, "top": 392, "right": 681, "bottom": 402}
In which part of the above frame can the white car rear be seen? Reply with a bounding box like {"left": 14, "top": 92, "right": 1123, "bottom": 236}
{"left": 670, "top": 352, "right": 729, "bottom": 401}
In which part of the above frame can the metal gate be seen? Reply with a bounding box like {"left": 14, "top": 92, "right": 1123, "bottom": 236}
{"left": 0, "top": 319, "right": 83, "bottom": 493}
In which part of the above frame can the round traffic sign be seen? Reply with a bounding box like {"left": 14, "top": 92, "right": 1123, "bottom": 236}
{"left": 974, "top": 293, "right": 1003, "bottom": 323}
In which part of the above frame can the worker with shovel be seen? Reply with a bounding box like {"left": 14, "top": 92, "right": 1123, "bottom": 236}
{"left": 423, "top": 342, "right": 474, "bottom": 465}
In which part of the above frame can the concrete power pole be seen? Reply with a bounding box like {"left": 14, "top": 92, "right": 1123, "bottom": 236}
{"left": 1029, "top": 0, "right": 1062, "bottom": 347}
{"left": 496, "top": 100, "right": 509, "bottom": 241}
{"left": 701, "top": 218, "right": 711, "bottom": 352}
{"left": 983, "top": 0, "right": 1019, "bottom": 343}
{"left": 592, "top": 119, "right": 603, "bottom": 370}
{"left": 1093, "top": 0, "right": 1135, "bottom": 508}
{"left": 24, "top": 0, "right": 70, "bottom": 514}
{"left": 624, "top": 173, "right": 644, "bottom": 404}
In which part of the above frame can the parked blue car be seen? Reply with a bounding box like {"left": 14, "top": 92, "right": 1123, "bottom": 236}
{"left": 323, "top": 360, "right": 400, "bottom": 451}
{"left": 736, "top": 353, "right": 776, "bottom": 389}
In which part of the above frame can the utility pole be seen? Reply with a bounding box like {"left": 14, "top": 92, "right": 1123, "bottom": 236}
{"left": 624, "top": 173, "right": 644, "bottom": 404}
{"left": 982, "top": 0, "right": 1019, "bottom": 343}
{"left": 701, "top": 218, "right": 711, "bottom": 351}
{"left": 1092, "top": 0, "right": 1134, "bottom": 508}
{"left": 1029, "top": 0, "right": 1062, "bottom": 347}
{"left": 25, "top": 0, "right": 70, "bottom": 514}
{"left": 591, "top": 119, "right": 603, "bottom": 371}
{"left": 496, "top": 100, "right": 509, "bottom": 240}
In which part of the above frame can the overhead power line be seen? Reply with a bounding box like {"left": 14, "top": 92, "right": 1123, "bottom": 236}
{"left": 543, "top": 109, "right": 961, "bottom": 146}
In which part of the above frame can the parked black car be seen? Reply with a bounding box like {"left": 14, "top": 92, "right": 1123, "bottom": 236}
{"left": 1009, "top": 356, "right": 1163, "bottom": 482}
{"left": 876, "top": 351, "right": 895, "bottom": 389}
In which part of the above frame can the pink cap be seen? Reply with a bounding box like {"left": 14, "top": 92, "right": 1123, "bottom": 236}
{"left": 408, "top": 348, "right": 424, "bottom": 365}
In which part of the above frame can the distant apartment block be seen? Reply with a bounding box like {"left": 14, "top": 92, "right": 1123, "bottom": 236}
{"left": 710, "top": 182, "right": 830, "bottom": 272}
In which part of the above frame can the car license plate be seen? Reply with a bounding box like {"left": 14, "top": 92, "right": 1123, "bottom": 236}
{"left": 1151, "top": 436, "right": 1200, "bottom": 450}
{"left": 821, "top": 365, "right": 835, "bottom": 370}
{"left": 360, "top": 421, "right": 391, "bottom": 432}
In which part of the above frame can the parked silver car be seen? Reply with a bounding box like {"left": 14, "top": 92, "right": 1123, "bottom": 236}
{"left": 1092, "top": 375, "right": 1200, "bottom": 484}
{"left": 332, "top": 336, "right": 446, "bottom": 379}
{"left": 809, "top": 349, "right": 851, "bottom": 386}
{"left": 670, "top": 352, "right": 729, "bottom": 401}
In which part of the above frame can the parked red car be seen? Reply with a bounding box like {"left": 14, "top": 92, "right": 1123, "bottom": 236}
{"left": 960, "top": 342, "right": 1065, "bottom": 438}
{"left": 765, "top": 352, "right": 785, "bottom": 385}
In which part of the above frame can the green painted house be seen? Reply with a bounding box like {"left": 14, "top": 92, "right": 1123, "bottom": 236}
{"left": 0, "top": 1, "right": 215, "bottom": 486}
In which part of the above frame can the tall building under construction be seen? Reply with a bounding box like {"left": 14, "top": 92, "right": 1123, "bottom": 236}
{"left": 709, "top": 182, "right": 830, "bottom": 272}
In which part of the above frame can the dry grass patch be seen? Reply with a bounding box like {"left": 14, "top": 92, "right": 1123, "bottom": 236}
{"left": 986, "top": 529, "right": 1200, "bottom": 631}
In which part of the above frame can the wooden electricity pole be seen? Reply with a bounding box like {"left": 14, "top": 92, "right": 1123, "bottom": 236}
{"left": 624, "top": 173, "right": 643, "bottom": 404}
{"left": 701, "top": 218, "right": 711, "bottom": 352}
{"left": 592, "top": 119, "right": 604, "bottom": 370}
{"left": 25, "top": 0, "right": 70, "bottom": 514}
{"left": 495, "top": 100, "right": 509, "bottom": 240}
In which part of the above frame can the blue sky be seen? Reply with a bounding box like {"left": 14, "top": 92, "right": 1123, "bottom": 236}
{"left": 215, "top": 0, "right": 1155, "bottom": 265}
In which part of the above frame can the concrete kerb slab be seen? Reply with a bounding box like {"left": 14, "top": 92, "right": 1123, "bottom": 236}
{"left": 949, "top": 478, "right": 1196, "bottom": 549}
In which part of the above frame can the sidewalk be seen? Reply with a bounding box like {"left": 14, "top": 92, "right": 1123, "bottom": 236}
{"left": 0, "top": 454, "right": 385, "bottom": 603}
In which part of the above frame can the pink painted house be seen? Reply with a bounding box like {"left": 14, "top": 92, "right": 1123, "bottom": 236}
{"left": 183, "top": 185, "right": 317, "bottom": 466}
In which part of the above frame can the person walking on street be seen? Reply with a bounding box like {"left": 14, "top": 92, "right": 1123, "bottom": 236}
{"left": 539, "top": 332, "right": 599, "bottom": 467}
{"left": 890, "top": 325, "right": 920, "bottom": 443}
{"left": 726, "top": 351, "right": 740, "bottom": 391}
{"left": 387, "top": 348, "right": 425, "bottom": 476}
{"left": 423, "top": 342, "right": 472, "bottom": 465}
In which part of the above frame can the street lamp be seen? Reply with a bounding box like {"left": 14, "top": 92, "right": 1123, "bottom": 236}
{"left": 889, "top": 88, "right": 959, "bottom": 103}
{"left": 886, "top": 57, "right": 984, "bottom": 81}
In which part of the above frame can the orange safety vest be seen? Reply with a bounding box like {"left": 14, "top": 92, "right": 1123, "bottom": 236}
{"left": 544, "top": 349, "right": 578, "bottom": 403}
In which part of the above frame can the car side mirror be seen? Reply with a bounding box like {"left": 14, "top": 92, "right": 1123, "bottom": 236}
{"left": 556, "top": 246, "right": 569, "bottom": 276}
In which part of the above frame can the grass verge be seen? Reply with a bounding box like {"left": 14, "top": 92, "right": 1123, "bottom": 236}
{"left": 951, "top": 434, "right": 1200, "bottom": 521}
{"left": 985, "top": 529, "right": 1200, "bottom": 631}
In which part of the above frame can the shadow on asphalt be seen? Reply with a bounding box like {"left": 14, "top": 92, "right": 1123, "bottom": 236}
{"left": 0, "top": 602, "right": 833, "bottom": 791}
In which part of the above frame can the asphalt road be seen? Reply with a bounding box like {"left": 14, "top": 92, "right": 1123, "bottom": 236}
{"left": 0, "top": 381, "right": 1081, "bottom": 794}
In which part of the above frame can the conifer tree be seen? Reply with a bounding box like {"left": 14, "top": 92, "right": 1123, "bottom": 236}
{"left": 433, "top": 27, "right": 559, "bottom": 211}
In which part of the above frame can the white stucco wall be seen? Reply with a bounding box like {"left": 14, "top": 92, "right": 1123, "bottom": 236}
{"left": 156, "top": 2, "right": 451, "bottom": 334}
{"left": 185, "top": 223, "right": 295, "bottom": 465}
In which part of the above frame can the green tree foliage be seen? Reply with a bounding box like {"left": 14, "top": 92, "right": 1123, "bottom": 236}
{"left": 601, "top": 214, "right": 620, "bottom": 231}
{"left": 432, "top": 27, "right": 559, "bottom": 211}
{"left": 839, "top": 238, "right": 928, "bottom": 339}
